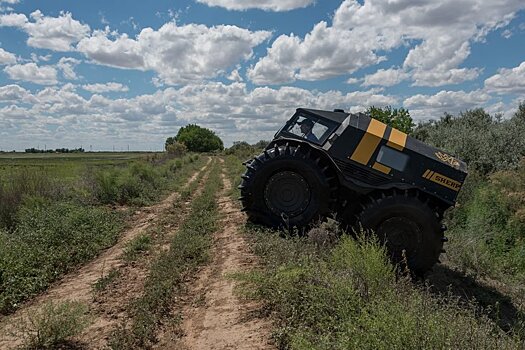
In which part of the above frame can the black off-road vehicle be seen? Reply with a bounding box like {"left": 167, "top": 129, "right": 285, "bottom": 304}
{"left": 239, "top": 108, "right": 468, "bottom": 274}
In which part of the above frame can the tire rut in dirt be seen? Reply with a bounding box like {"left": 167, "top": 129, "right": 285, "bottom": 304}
{"left": 173, "top": 168, "right": 272, "bottom": 350}
{"left": 0, "top": 158, "right": 212, "bottom": 350}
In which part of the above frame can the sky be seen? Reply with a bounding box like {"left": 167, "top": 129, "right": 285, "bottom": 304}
{"left": 0, "top": 0, "right": 524, "bottom": 151}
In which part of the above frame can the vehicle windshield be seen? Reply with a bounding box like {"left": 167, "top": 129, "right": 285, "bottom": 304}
{"left": 284, "top": 114, "right": 335, "bottom": 144}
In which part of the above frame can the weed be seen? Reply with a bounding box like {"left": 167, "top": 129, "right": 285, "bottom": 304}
{"left": 93, "top": 268, "right": 121, "bottom": 293}
{"left": 123, "top": 234, "right": 152, "bottom": 262}
{"left": 237, "top": 223, "right": 523, "bottom": 349}
{"left": 0, "top": 202, "right": 121, "bottom": 314}
{"left": 13, "top": 301, "right": 90, "bottom": 350}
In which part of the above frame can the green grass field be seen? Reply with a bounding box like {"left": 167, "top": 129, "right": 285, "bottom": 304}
{"left": 0, "top": 152, "right": 160, "bottom": 182}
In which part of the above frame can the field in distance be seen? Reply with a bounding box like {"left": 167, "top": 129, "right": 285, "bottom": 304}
{"left": 0, "top": 152, "right": 162, "bottom": 181}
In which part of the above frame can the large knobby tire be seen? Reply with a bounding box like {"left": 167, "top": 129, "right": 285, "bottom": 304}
{"left": 239, "top": 144, "right": 336, "bottom": 230}
{"left": 357, "top": 191, "right": 443, "bottom": 275}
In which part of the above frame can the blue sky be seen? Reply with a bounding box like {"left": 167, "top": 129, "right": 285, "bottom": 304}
{"left": 0, "top": 0, "right": 524, "bottom": 151}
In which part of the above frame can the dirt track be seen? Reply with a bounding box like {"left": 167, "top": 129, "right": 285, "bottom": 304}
{"left": 0, "top": 158, "right": 212, "bottom": 349}
{"left": 157, "top": 161, "right": 272, "bottom": 349}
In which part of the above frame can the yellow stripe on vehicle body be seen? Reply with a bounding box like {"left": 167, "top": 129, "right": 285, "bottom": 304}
{"left": 422, "top": 169, "right": 462, "bottom": 192}
{"left": 350, "top": 119, "right": 387, "bottom": 165}
{"left": 372, "top": 162, "right": 391, "bottom": 174}
{"left": 386, "top": 128, "right": 407, "bottom": 151}
{"left": 428, "top": 172, "right": 462, "bottom": 191}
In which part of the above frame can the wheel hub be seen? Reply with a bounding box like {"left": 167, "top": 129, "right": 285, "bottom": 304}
{"left": 264, "top": 171, "right": 310, "bottom": 217}
{"left": 377, "top": 217, "right": 421, "bottom": 260}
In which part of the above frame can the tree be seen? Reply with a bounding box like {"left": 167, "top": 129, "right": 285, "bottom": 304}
{"left": 166, "top": 141, "right": 187, "bottom": 157}
{"left": 165, "top": 137, "right": 176, "bottom": 151}
{"left": 367, "top": 106, "right": 415, "bottom": 134}
{"left": 171, "top": 124, "right": 224, "bottom": 152}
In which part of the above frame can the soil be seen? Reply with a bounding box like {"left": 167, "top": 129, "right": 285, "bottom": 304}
{"left": 156, "top": 162, "right": 273, "bottom": 349}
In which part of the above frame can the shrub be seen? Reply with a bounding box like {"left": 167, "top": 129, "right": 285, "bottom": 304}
{"left": 447, "top": 160, "right": 525, "bottom": 279}
{"left": 0, "top": 201, "right": 121, "bottom": 314}
{"left": 93, "top": 161, "right": 164, "bottom": 205}
{"left": 413, "top": 105, "right": 525, "bottom": 175}
{"left": 0, "top": 169, "right": 59, "bottom": 229}
{"left": 14, "top": 301, "right": 90, "bottom": 349}
{"left": 165, "top": 142, "right": 187, "bottom": 157}
{"left": 168, "top": 124, "right": 223, "bottom": 152}
{"left": 239, "top": 224, "right": 522, "bottom": 349}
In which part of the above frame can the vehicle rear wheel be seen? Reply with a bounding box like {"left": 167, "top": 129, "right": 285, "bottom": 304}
{"left": 239, "top": 144, "right": 337, "bottom": 230}
{"left": 357, "top": 191, "right": 443, "bottom": 275}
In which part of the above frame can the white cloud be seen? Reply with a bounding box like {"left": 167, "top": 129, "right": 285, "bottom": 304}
{"left": 0, "top": 81, "right": 397, "bottom": 149}
{"left": 0, "top": 12, "right": 26, "bottom": 26}
{"left": 346, "top": 77, "right": 361, "bottom": 84}
{"left": 501, "top": 29, "right": 513, "bottom": 39}
{"left": 77, "top": 29, "right": 144, "bottom": 69}
{"left": 227, "top": 68, "right": 243, "bottom": 82}
{"left": 411, "top": 68, "right": 481, "bottom": 87}
{"left": 249, "top": 0, "right": 524, "bottom": 85}
{"left": 4, "top": 63, "right": 58, "bottom": 85}
{"left": 484, "top": 61, "right": 525, "bottom": 94}
{"left": 0, "top": 0, "right": 20, "bottom": 4}
{"left": 77, "top": 22, "right": 271, "bottom": 84}
{"left": 195, "top": 0, "right": 313, "bottom": 11}
{"left": 362, "top": 68, "right": 408, "bottom": 87}
{"left": 0, "top": 47, "right": 16, "bottom": 65}
{"left": 404, "top": 89, "right": 491, "bottom": 120}
{"left": 82, "top": 82, "right": 129, "bottom": 93}
{"left": 57, "top": 57, "right": 81, "bottom": 80}
{"left": 248, "top": 22, "right": 383, "bottom": 84}
{"left": 0, "top": 84, "right": 35, "bottom": 103}
{"left": 0, "top": 10, "right": 90, "bottom": 51}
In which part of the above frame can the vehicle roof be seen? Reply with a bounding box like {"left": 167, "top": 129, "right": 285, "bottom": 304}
{"left": 297, "top": 108, "right": 349, "bottom": 124}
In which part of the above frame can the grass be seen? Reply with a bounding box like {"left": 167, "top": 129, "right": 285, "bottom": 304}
{"left": 13, "top": 301, "right": 90, "bottom": 350}
{"left": 445, "top": 160, "right": 525, "bottom": 282}
{"left": 90, "top": 154, "right": 202, "bottom": 206}
{"left": 93, "top": 269, "right": 121, "bottom": 293}
{"left": 0, "top": 152, "right": 205, "bottom": 316}
{"left": 0, "top": 152, "right": 153, "bottom": 183}
{"left": 123, "top": 234, "right": 153, "bottom": 262}
{"left": 108, "top": 159, "right": 222, "bottom": 348}
{"left": 237, "top": 223, "right": 523, "bottom": 349}
{"left": 0, "top": 202, "right": 122, "bottom": 314}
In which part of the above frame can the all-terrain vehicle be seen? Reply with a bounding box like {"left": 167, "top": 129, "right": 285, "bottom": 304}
{"left": 239, "top": 108, "right": 468, "bottom": 274}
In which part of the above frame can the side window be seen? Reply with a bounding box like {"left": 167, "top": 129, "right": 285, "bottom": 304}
{"left": 286, "top": 116, "right": 321, "bottom": 144}
{"left": 311, "top": 123, "right": 328, "bottom": 141}
{"left": 377, "top": 146, "right": 409, "bottom": 171}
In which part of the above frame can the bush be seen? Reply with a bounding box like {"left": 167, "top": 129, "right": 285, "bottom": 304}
{"left": 14, "top": 301, "right": 90, "bottom": 349}
{"left": 0, "top": 169, "right": 59, "bottom": 229}
{"left": 0, "top": 201, "right": 121, "bottom": 314}
{"left": 238, "top": 223, "right": 522, "bottom": 349}
{"left": 447, "top": 160, "right": 525, "bottom": 279}
{"left": 413, "top": 105, "right": 525, "bottom": 175}
{"left": 168, "top": 124, "right": 223, "bottom": 152}
{"left": 165, "top": 141, "right": 187, "bottom": 157}
{"left": 93, "top": 161, "right": 164, "bottom": 205}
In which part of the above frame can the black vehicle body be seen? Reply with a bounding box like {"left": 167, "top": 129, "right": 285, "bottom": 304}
{"left": 239, "top": 108, "right": 468, "bottom": 274}
{"left": 272, "top": 108, "right": 467, "bottom": 210}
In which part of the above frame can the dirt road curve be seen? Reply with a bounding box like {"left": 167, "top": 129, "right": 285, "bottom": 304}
{"left": 0, "top": 158, "right": 211, "bottom": 349}
{"left": 171, "top": 167, "right": 272, "bottom": 350}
